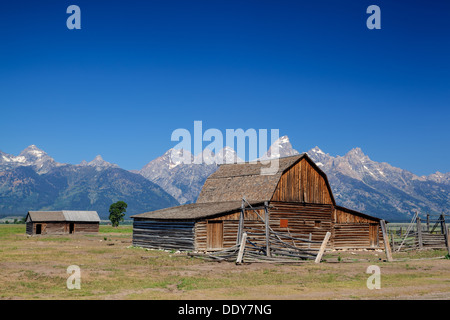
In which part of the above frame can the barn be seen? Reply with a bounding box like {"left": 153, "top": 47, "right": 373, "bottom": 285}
{"left": 26, "top": 210, "right": 100, "bottom": 235}
{"left": 131, "top": 154, "right": 384, "bottom": 252}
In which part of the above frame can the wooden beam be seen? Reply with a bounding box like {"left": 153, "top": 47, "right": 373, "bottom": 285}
{"left": 314, "top": 232, "right": 331, "bottom": 263}
{"left": 264, "top": 201, "right": 271, "bottom": 257}
{"left": 236, "top": 200, "right": 245, "bottom": 245}
{"left": 236, "top": 232, "right": 247, "bottom": 265}
{"left": 441, "top": 214, "right": 450, "bottom": 255}
{"left": 417, "top": 217, "right": 423, "bottom": 249}
{"left": 380, "top": 220, "right": 393, "bottom": 262}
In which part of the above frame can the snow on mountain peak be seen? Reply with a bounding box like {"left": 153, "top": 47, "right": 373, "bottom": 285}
{"left": 310, "top": 146, "right": 325, "bottom": 154}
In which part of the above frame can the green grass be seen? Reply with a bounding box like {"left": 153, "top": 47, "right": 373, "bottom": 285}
{"left": 0, "top": 224, "right": 25, "bottom": 238}
{"left": 99, "top": 225, "right": 132, "bottom": 234}
{"left": 0, "top": 224, "right": 449, "bottom": 300}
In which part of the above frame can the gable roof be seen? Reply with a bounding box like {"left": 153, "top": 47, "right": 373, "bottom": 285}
{"left": 27, "top": 211, "right": 100, "bottom": 222}
{"left": 196, "top": 153, "right": 336, "bottom": 204}
{"left": 131, "top": 200, "right": 262, "bottom": 220}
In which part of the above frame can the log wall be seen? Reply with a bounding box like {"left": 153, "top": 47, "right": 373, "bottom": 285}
{"left": 27, "top": 222, "right": 99, "bottom": 235}
{"left": 195, "top": 209, "right": 262, "bottom": 251}
{"left": 132, "top": 219, "right": 196, "bottom": 251}
{"left": 268, "top": 202, "right": 333, "bottom": 249}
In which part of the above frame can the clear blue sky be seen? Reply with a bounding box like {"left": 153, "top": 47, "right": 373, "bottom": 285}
{"left": 0, "top": 0, "right": 449, "bottom": 175}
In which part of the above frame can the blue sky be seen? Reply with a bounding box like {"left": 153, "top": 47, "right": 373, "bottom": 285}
{"left": 0, "top": 0, "right": 449, "bottom": 175}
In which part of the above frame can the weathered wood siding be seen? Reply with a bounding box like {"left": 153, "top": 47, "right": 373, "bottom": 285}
{"left": 133, "top": 219, "right": 195, "bottom": 251}
{"left": 195, "top": 209, "right": 259, "bottom": 251}
{"left": 27, "top": 222, "right": 99, "bottom": 235}
{"left": 26, "top": 222, "right": 33, "bottom": 235}
{"left": 73, "top": 222, "right": 99, "bottom": 233}
{"left": 271, "top": 158, "right": 333, "bottom": 204}
{"left": 334, "top": 207, "right": 379, "bottom": 224}
{"left": 333, "top": 207, "right": 382, "bottom": 248}
{"left": 268, "top": 202, "right": 333, "bottom": 249}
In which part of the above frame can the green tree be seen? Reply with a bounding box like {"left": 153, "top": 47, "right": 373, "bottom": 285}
{"left": 109, "top": 201, "right": 128, "bottom": 227}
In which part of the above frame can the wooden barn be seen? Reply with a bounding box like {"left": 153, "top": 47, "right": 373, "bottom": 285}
{"left": 26, "top": 210, "right": 100, "bottom": 235}
{"left": 131, "top": 154, "right": 384, "bottom": 253}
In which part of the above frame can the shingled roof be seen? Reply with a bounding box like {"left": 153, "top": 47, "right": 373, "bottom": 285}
{"left": 131, "top": 200, "right": 262, "bottom": 220}
{"left": 132, "top": 154, "right": 315, "bottom": 221}
{"left": 27, "top": 211, "right": 100, "bottom": 222}
{"left": 196, "top": 154, "right": 306, "bottom": 203}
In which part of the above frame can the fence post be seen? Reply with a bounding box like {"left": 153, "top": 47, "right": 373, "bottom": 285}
{"left": 380, "top": 220, "right": 393, "bottom": 262}
{"left": 417, "top": 217, "right": 423, "bottom": 249}
{"left": 391, "top": 231, "right": 395, "bottom": 251}
{"left": 236, "top": 232, "right": 247, "bottom": 265}
{"left": 426, "top": 214, "right": 430, "bottom": 232}
{"left": 264, "top": 201, "right": 271, "bottom": 257}
{"left": 314, "top": 232, "right": 331, "bottom": 263}
{"left": 237, "top": 200, "right": 245, "bottom": 245}
{"left": 441, "top": 214, "right": 450, "bottom": 255}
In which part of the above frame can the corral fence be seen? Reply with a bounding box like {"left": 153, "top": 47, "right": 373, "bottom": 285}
{"left": 189, "top": 199, "right": 331, "bottom": 264}
{"left": 387, "top": 213, "right": 450, "bottom": 253}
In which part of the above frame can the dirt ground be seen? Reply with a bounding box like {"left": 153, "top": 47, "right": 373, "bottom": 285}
{"left": 0, "top": 225, "right": 449, "bottom": 300}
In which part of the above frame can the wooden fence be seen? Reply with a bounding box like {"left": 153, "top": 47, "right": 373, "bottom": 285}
{"left": 388, "top": 213, "right": 450, "bottom": 253}
{"left": 189, "top": 200, "right": 332, "bottom": 263}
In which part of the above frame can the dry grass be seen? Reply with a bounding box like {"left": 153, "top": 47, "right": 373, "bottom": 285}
{"left": 0, "top": 224, "right": 449, "bottom": 300}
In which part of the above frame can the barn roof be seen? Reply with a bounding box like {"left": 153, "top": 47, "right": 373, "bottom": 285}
{"left": 131, "top": 200, "right": 262, "bottom": 220}
{"left": 196, "top": 153, "right": 333, "bottom": 203}
{"left": 132, "top": 153, "right": 381, "bottom": 222}
{"left": 27, "top": 211, "right": 100, "bottom": 222}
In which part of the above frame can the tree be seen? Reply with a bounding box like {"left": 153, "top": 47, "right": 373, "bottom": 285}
{"left": 109, "top": 201, "right": 127, "bottom": 227}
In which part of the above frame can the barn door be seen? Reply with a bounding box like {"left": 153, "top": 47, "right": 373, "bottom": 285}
{"left": 369, "top": 224, "right": 379, "bottom": 247}
{"left": 207, "top": 221, "right": 223, "bottom": 250}
{"left": 35, "top": 224, "right": 42, "bottom": 235}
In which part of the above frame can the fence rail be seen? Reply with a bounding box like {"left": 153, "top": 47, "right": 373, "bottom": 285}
{"left": 388, "top": 213, "right": 450, "bottom": 253}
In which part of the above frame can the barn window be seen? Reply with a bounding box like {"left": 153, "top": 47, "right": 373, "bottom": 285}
{"left": 314, "top": 221, "right": 321, "bottom": 228}
{"left": 280, "top": 219, "right": 288, "bottom": 228}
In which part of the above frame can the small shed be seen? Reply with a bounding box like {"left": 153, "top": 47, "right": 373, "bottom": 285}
{"left": 131, "top": 154, "right": 384, "bottom": 252}
{"left": 26, "top": 210, "right": 100, "bottom": 235}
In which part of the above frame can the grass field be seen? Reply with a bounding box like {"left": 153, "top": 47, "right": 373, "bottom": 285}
{"left": 0, "top": 224, "right": 449, "bottom": 300}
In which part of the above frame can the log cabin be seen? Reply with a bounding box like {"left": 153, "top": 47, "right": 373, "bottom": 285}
{"left": 26, "top": 210, "right": 100, "bottom": 235}
{"left": 131, "top": 154, "right": 384, "bottom": 252}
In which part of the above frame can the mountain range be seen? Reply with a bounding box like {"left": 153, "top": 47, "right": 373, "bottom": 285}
{"left": 0, "top": 146, "right": 178, "bottom": 218}
{"left": 0, "top": 139, "right": 449, "bottom": 221}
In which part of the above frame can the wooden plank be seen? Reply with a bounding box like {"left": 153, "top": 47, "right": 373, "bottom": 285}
{"left": 236, "top": 232, "right": 247, "bottom": 264}
{"left": 314, "top": 232, "right": 331, "bottom": 263}
{"left": 417, "top": 217, "right": 423, "bottom": 249}
{"left": 380, "top": 220, "right": 393, "bottom": 262}
{"left": 264, "top": 201, "right": 271, "bottom": 257}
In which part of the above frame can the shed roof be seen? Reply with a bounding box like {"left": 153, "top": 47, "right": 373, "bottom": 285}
{"left": 131, "top": 200, "right": 262, "bottom": 220}
{"left": 27, "top": 211, "right": 100, "bottom": 222}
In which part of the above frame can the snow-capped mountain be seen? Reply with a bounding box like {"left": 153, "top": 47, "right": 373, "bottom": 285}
{"left": 259, "top": 135, "right": 300, "bottom": 160}
{"left": 307, "top": 146, "right": 450, "bottom": 220}
{"left": 78, "top": 155, "right": 119, "bottom": 170}
{"left": 1, "top": 139, "right": 448, "bottom": 221}
{"left": 138, "top": 146, "right": 243, "bottom": 204}
{"left": 0, "top": 146, "right": 178, "bottom": 217}
{"left": 0, "top": 145, "right": 64, "bottom": 174}
{"left": 137, "top": 137, "right": 449, "bottom": 219}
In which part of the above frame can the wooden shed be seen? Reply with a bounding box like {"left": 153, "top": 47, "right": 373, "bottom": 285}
{"left": 131, "top": 154, "right": 384, "bottom": 252}
{"left": 26, "top": 210, "right": 100, "bottom": 235}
